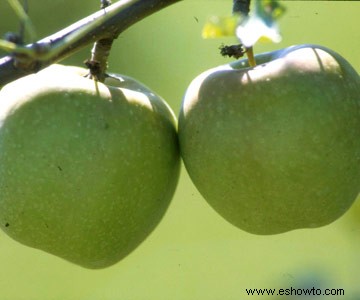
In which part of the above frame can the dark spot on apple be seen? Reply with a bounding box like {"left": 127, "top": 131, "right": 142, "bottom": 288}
{"left": 57, "top": 166, "right": 63, "bottom": 171}
{"left": 104, "top": 122, "right": 109, "bottom": 130}
{"left": 5, "top": 222, "right": 9, "bottom": 227}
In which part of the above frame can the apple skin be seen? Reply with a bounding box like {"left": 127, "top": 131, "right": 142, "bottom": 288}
{"left": 0, "top": 65, "right": 180, "bottom": 268}
{"left": 178, "top": 44, "right": 360, "bottom": 235}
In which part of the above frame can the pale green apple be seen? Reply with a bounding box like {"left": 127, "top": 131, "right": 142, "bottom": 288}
{"left": 178, "top": 44, "right": 360, "bottom": 235}
{"left": 0, "top": 64, "right": 180, "bottom": 268}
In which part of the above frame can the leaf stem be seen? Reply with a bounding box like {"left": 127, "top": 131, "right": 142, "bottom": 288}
{"left": 6, "top": 0, "right": 37, "bottom": 42}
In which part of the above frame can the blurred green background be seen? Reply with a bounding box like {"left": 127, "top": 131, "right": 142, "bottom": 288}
{"left": 0, "top": 1, "right": 359, "bottom": 299}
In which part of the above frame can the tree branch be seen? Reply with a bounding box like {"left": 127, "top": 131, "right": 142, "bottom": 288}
{"left": 0, "top": 0, "right": 181, "bottom": 86}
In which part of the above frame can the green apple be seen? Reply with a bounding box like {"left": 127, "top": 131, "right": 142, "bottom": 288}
{"left": 178, "top": 44, "right": 360, "bottom": 235}
{"left": 0, "top": 64, "right": 180, "bottom": 268}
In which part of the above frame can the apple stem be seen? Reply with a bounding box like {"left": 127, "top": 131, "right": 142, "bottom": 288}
{"left": 83, "top": 0, "right": 114, "bottom": 82}
{"left": 246, "top": 46, "right": 256, "bottom": 67}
